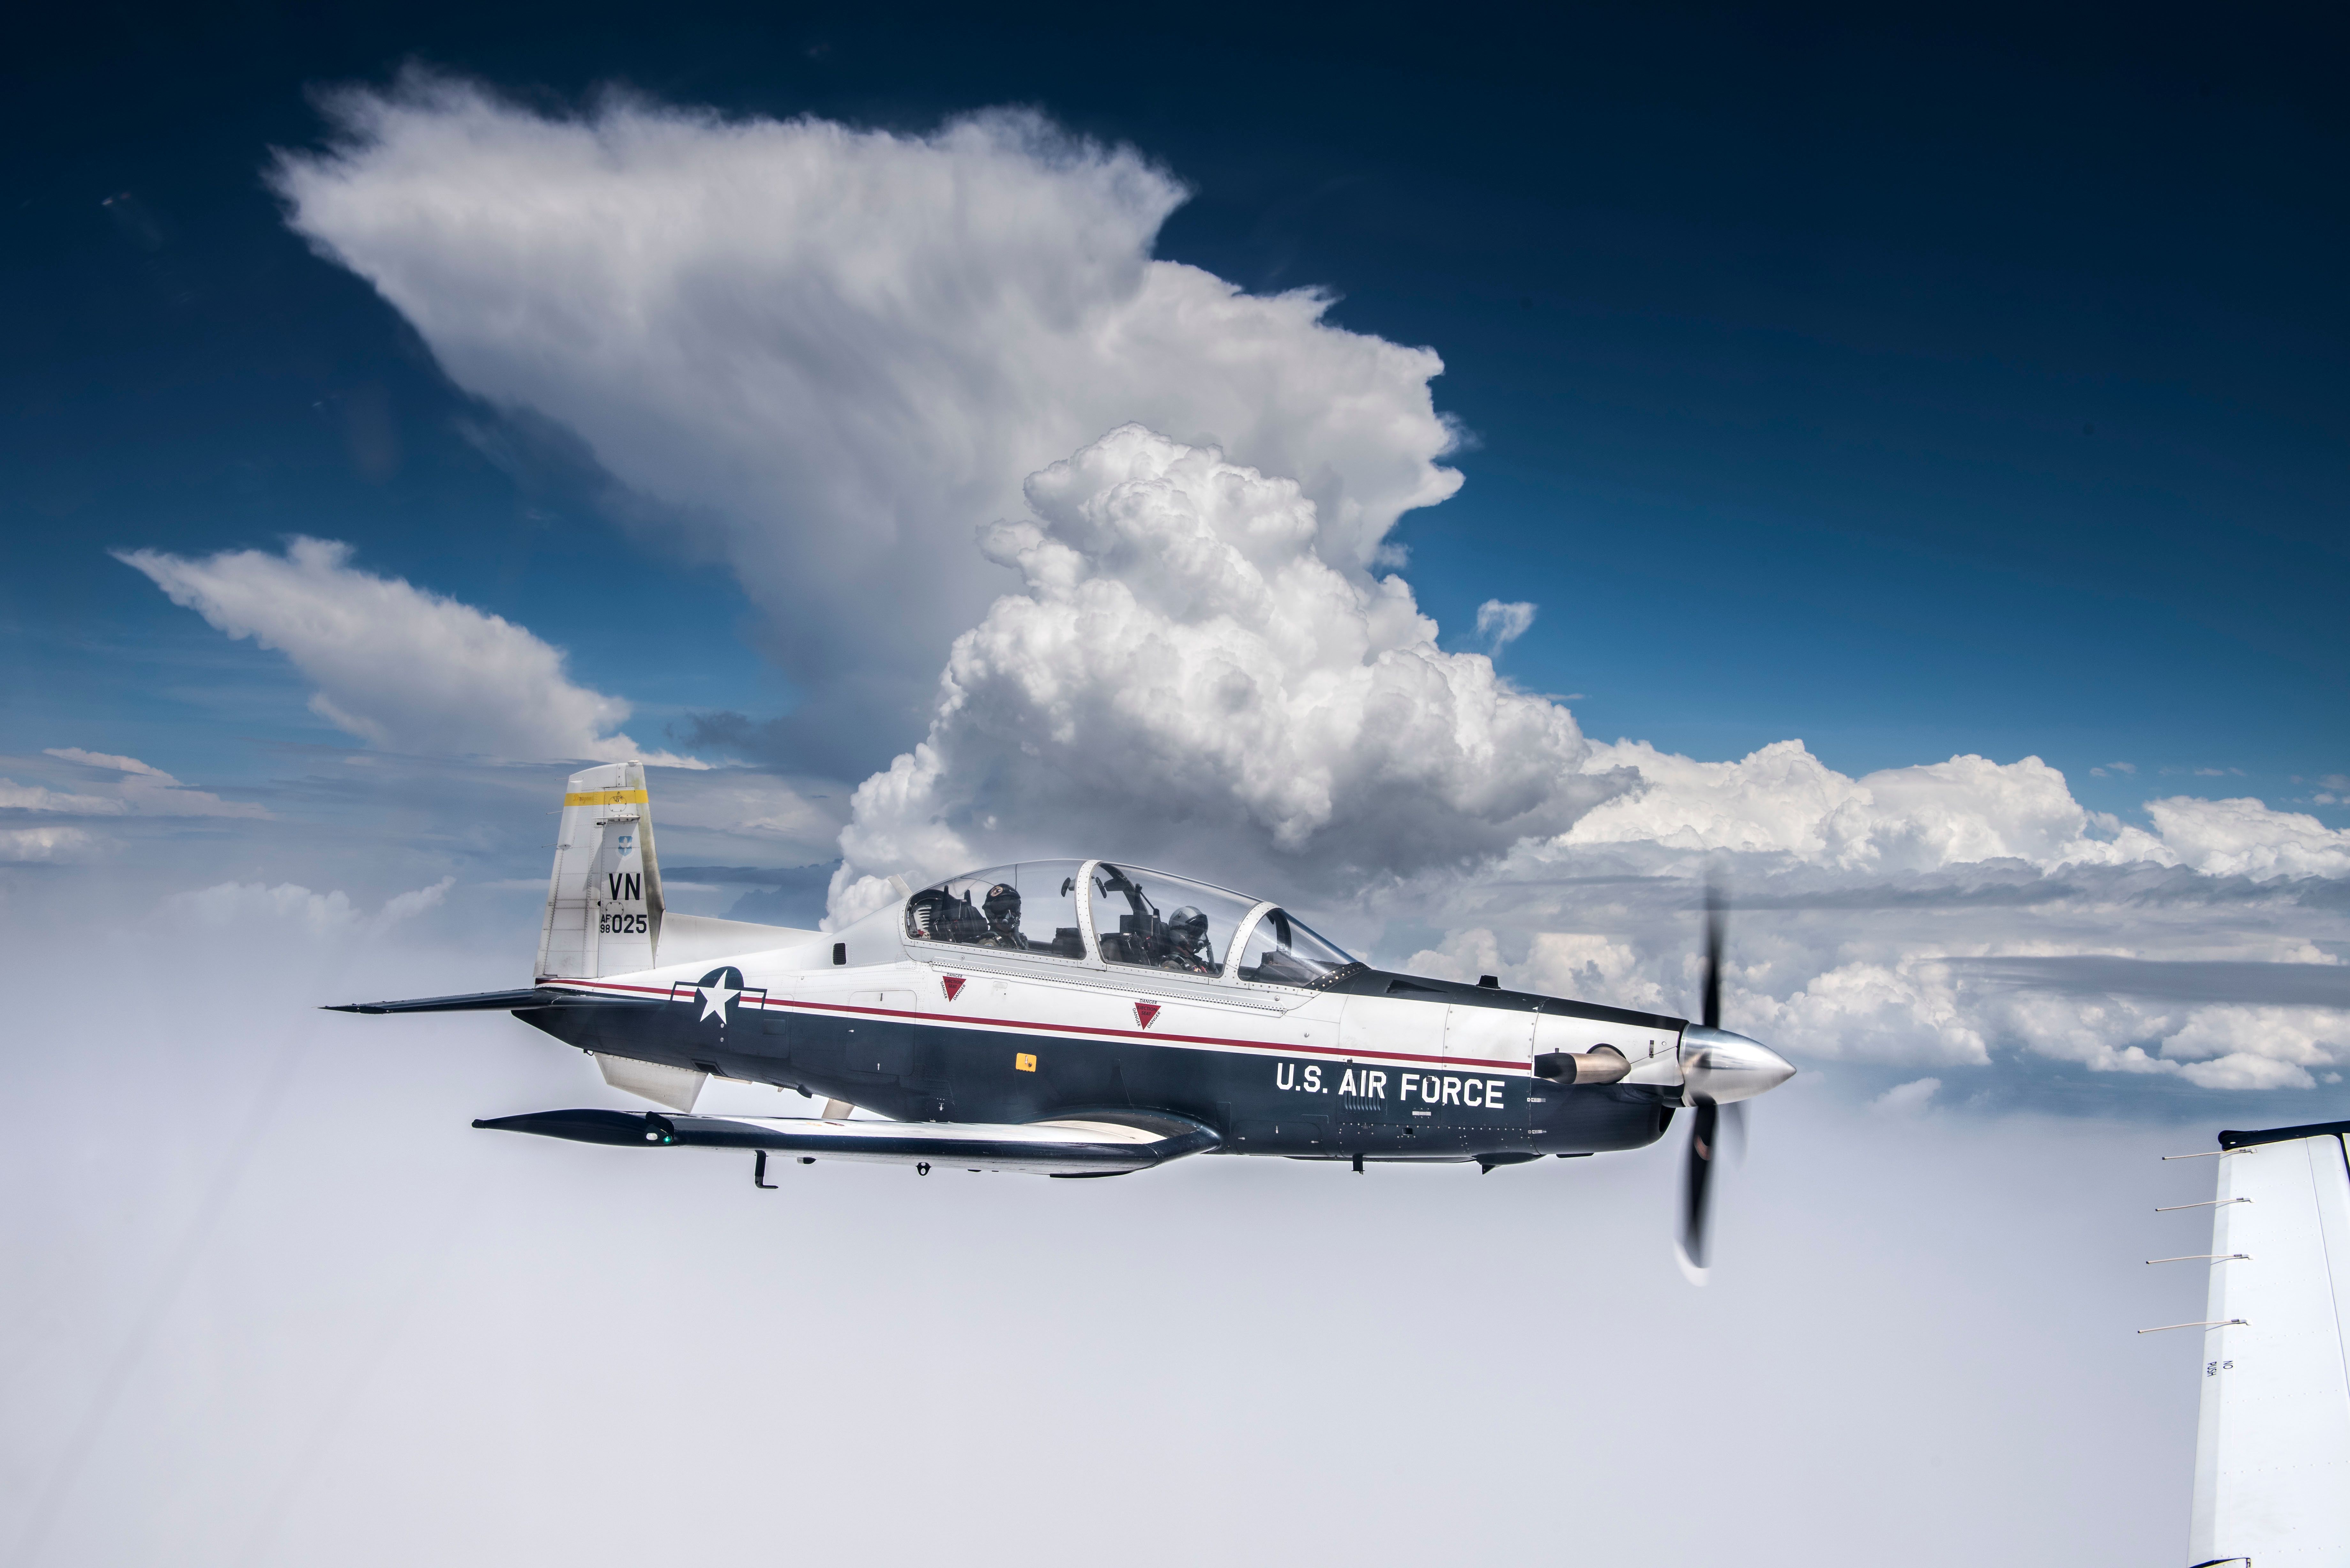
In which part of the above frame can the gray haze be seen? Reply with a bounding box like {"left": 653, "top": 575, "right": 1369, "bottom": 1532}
{"left": 2, "top": 873, "right": 2229, "bottom": 1565}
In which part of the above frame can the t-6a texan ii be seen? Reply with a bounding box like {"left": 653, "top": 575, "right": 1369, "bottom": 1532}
{"left": 333, "top": 762, "right": 1795, "bottom": 1278}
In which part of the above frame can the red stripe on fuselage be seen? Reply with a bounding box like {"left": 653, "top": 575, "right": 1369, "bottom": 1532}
{"left": 535, "top": 976, "right": 1532, "bottom": 1074}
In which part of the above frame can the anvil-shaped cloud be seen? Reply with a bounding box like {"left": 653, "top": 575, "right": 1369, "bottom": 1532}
{"left": 271, "top": 73, "right": 1463, "bottom": 752}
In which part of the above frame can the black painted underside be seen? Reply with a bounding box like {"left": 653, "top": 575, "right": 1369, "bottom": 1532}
{"left": 514, "top": 995, "right": 1676, "bottom": 1161}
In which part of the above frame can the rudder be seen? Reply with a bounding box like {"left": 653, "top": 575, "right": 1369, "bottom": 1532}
{"left": 537, "top": 761, "right": 665, "bottom": 979}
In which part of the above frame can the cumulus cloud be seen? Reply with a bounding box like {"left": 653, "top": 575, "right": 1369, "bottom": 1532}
{"left": 118, "top": 538, "right": 700, "bottom": 766}
{"left": 2143, "top": 796, "right": 2350, "bottom": 880}
{"left": 1872, "top": 1077, "right": 1943, "bottom": 1115}
{"left": 166, "top": 875, "right": 455, "bottom": 936}
{"left": 1374, "top": 851, "right": 2350, "bottom": 1089}
{"left": 1474, "top": 599, "right": 1536, "bottom": 652}
{"left": 1404, "top": 927, "right": 1674, "bottom": 1012}
{"left": 2159, "top": 1005, "right": 2348, "bottom": 1090}
{"left": 806, "top": 426, "right": 2349, "bottom": 1095}
{"left": 43, "top": 747, "right": 171, "bottom": 778}
{"left": 1557, "top": 740, "right": 2173, "bottom": 873}
{"left": 0, "top": 748, "right": 271, "bottom": 818}
{"left": 828, "top": 427, "right": 1613, "bottom": 921}
{"left": 0, "top": 780, "right": 119, "bottom": 814}
{"left": 1746, "top": 958, "right": 1992, "bottom": 1067}
{"left": 1534, "top": 740, "right": 2350, "bottom": 890}
{"left": 270, "top": 76, "right": 1462, "bottom": 749}
{"left": 0, "top": 826, "right": 97, "bottom": 862}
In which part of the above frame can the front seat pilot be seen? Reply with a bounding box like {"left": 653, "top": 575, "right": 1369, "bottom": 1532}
{"left": 1165, "top": 905, "right": 1213, "bottom": 972}
{"left": 981, "top": 883, "right": 1028, "bottom": 948}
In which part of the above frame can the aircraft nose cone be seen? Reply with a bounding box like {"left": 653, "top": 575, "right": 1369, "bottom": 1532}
{"left": 1679, "top": 1024, "right": 1796, "bottom": 1104}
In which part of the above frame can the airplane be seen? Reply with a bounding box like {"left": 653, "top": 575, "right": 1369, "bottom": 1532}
{"left": 332, "top": 761, "right": 1797, "bottom": 1277}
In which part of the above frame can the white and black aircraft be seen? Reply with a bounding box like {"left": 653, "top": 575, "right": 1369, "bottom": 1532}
{"left": 333, "top": 762, "right": 1796, "bottom": 1275}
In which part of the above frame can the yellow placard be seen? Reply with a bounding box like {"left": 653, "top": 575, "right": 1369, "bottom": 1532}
{"left": 1015, "top": 1052, "right": 1037, "bottom": 1073}
{"left": 564, "top": 789, "right": 650, "bottom": 806}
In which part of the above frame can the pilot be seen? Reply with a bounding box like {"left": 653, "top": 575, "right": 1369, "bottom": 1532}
{"left": 1164, "top": 906, "right": 1213, "bottom": 973}
{"left": 981, "top": 883, "right": 1028, "bottom": 948}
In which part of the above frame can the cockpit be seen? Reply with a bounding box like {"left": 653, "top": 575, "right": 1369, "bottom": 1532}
{"left": 902, "top": 859, "right": 1360, "bottom": 988}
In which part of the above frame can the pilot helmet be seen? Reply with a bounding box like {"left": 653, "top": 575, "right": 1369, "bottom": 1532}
{"left": 906, "top": 886, "right": 949, "bottom": 938}
{"left": 982, "top": 882, "right": 1022, "bottom": 932}
{"left": 1167, "top": 905, "right": 1209, "bottom": 952}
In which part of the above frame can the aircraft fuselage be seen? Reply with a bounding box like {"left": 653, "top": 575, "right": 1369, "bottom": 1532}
{"left": 517, "top": 953, "right": 1687, "bottom": 1163}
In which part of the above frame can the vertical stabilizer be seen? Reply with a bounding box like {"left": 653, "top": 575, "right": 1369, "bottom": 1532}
{"left": 2187, "top": 1121, "right": 2350, "bottom": 1565}
{"left": 537, "top": 761, "right": 665, "bottom": 978}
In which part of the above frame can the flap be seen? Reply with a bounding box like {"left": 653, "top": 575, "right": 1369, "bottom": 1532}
{"left": 595, "top": 1053, "right": 705, "bottom": 1112}
{"left": 474, "top": 1108, "right": 1220, "bottom": 1176}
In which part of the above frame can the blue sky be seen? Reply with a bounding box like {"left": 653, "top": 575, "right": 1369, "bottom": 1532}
{"left": 5, "top": 3, "right": 2343, "bottom": 811}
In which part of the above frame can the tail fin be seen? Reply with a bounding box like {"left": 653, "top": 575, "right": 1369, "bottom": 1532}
{"left": 537, "top": 761, "right": 665, "bottom": 979}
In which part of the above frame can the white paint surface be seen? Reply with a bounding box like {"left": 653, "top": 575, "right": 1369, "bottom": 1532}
{"left": 2189, "top": 1132, "right": 2350, "bottom": 1564}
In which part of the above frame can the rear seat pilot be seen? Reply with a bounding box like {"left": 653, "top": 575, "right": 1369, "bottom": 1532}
{"left": 982, "top": 883, "right": 1029, "bottom": 949}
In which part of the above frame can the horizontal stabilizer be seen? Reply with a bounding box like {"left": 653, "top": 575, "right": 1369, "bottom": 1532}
{"left": 474, "top": 1108, "right": 1220, "bottom": 1175}
{"left": 324, "top": 988, "right": 569, "bottom": 1015}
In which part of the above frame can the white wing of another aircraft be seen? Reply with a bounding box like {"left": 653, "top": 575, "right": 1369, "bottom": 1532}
{"left": 2165, "top": 1119, "right": 2350, "bottom": 1566}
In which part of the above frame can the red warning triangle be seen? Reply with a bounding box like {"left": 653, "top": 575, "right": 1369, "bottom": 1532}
{"left": 1134, "top": 1001, "right": 1161, "bottom": 1029}
{"left": 941, "top": 975, "right": 966, "bottom": 1001}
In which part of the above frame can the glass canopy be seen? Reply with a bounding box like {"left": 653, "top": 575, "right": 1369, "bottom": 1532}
{"left": 1233, "top": 907, "right": 1356, "bottom": 986}
{"left": 1088, "top": 862, "right": 1259, "bottom": 976}
{"left": 903, "top": 859, "right": 1360, "bottom": 986}
{"left": 903, "top": 861, "right": 1086, "bottom": 958}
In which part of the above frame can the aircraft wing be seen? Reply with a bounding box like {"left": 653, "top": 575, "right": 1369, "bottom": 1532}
{"left": 474, "top": 1108, "right": 1220, "bottom": 1176}
{"left": 2180, "top": 1118, "right": 2350, "bottom": 1564}
{"left": 324, "top": 988, "right": 575, "bottom": 1014}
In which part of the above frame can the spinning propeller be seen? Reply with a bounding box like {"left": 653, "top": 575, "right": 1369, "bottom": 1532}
{"left": 1674, "top": 880, "right": 1795, "bottom": 1285}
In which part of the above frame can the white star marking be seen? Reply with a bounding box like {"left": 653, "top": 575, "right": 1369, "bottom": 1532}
{"left": 697, "top": 979, "right": 740, "bottom": 1024}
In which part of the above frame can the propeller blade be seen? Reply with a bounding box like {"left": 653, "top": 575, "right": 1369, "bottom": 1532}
{"left": 1722, "top": 1097, "right": 1748, "bottom": 1165}
{"left": 1676, "top": 1098, "right": 1720, "bottom": 1285}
